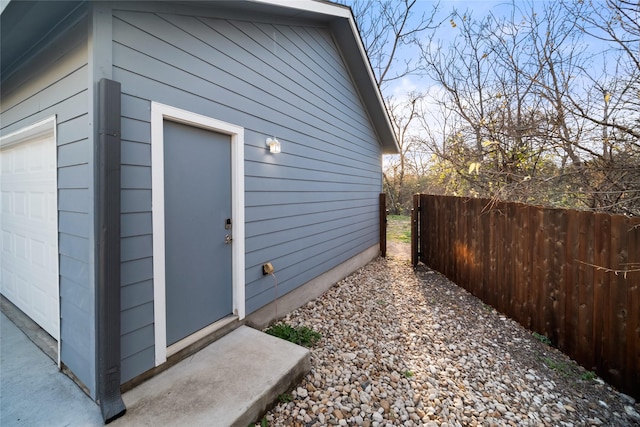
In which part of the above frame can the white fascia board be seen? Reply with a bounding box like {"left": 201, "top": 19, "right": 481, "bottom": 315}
{"left": 344, "top": 17, "right": 399, "bottom": 153}
{"left": 250, "top": 0, "right": 351, "bottom": 18}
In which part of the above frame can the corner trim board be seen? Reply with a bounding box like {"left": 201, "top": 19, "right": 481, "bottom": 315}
{"left": 150, "top": 102, "right": 245, "bottom": 366}
{"left": 96, "top": 78, "right": 126, "bottom": 423}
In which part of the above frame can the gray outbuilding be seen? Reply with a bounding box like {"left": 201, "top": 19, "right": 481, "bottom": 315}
{"left": 0, "top": 0, "right": 398, "bottom": 421}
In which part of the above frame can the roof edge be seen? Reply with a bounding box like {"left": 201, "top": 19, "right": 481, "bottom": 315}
{"left": 343, "top": 11, "right": 400, "bottom": 154}
{"left": 249, "top": 0, "right": 352, "bottom": 18}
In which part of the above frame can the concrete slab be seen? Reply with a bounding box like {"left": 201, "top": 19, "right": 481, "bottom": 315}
{"left": 1, "top": 313, "right": 309, "bottom": 427}
{"left": 111, "top": 326, "right": 310, "bottom": 427}
{"left": 0, "top": 313, "right": 104, "bottom": 426}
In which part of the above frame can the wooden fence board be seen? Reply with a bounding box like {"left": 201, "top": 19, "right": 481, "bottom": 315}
{"left": 531, "top": 208, "right": 545, "bottom": 335}
{"left": 593, "top": 213, "right": 611, "bottom": 378}
{"left": 379, "top": 193, "right": 387, "bottom": 258}
{"left": 576, "top": 210, "right": 595, "bottom": 369}
{"left": 411, "top": 194, "right": 419, "bottom": 267}
{"left": 609, "top": 215, "right": 626, "bottom": 389}
{"left": 415, "top": 194, "right": 640, "bottom": 399}
{"left": 564, "top": 209, "right": 579, "bottom": 360}
{"left": 554, "top": 209, "right": 567, "bottom": 353}
{"left": 625, "top": 220, "right": 640, "bottom": 394}
{"left": 542, "top": 208, "right": 556, "bottom": 343}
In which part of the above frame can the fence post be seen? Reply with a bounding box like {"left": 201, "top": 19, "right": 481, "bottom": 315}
{"left": 379, "top": 193, "right": 387, "bottom": 257}
{"left": 411, "top": 194, "right": 420, "bottom": 267}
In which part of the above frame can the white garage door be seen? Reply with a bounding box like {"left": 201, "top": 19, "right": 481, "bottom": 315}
{"left": 1, "top": 117, "right": 59, "bottom": 340}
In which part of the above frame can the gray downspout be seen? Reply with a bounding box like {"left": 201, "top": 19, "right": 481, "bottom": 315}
{"left": 96, "top": 78, "right": 126, "bottom": 423}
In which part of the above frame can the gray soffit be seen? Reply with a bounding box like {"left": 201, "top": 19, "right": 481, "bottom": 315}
{"left": 0, "top": 1, "right": 85, "bottom": 78}
{"left": 1, "top": 0, "right": 399, "bottom": 154}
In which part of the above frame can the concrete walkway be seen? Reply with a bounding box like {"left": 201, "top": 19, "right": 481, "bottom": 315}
{"left": 0, "top": 312, "right": 104, "bottom": 426}
{"left": 1, "top": 314, "right": 310, "bottom": 427}
{"left": 111, "top": 326, "right": 310, "bottom": 426}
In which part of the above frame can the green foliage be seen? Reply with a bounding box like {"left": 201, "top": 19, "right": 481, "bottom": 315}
{"left": 249, "top": 417, "right": 268, "bottom": 427}
{"left": 277, "top": 393, "right": 293, "bottom": 403}
{"left": 387, "top": 215, "right": 411, "bottom": 243}
{"left": 265, "top": 323, "right": 321, "bottom": 348}
{"left": 403, "top": 370, "right": 414, "bottom": 378}
{"left": 540, "top": 356, "right": 574, "bottom": 377}
{"left": 532, "top": 332, "right": 552, "bottom": 346}
{"left": 581, "top": 371, "right": 597, "bottom": 381}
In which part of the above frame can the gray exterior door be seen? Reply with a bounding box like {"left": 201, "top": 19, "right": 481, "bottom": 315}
{"left": 163, "top": 121, "right": 232, "bottom": 346}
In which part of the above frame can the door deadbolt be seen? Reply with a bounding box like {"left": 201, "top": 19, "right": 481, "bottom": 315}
{"left": 225, "top": 218, "right": 232, "bottom": 230}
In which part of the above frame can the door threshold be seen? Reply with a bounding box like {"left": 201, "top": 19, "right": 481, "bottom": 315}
{"left": 167, "top": 315, "right": 238, "bottom": 358}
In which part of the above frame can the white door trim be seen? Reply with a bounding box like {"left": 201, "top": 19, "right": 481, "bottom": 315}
{"left": 150, "top": 102, "right": 245, "bottom": 366}
{"left": 0, "top": 116, "right": 60, "bottom": 366}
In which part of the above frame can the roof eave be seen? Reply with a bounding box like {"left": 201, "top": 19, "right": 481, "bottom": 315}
{"left": 331, "top": 15, "right": 400, "bottom": 154}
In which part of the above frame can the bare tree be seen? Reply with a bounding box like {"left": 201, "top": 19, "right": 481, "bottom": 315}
{"left": 419, "top": 11, "right": 497, "bottom": 156}
{"left": 344, "top": 0, "right": 444, "bottom": 213}
{"left": 384, "top": 92, "right": 424, "bottom": 214}
{"left": 348, "top": 0, "right": 442, "bottom": 90}
{"left": 562, "top": 0, "right": 640, "bottom": 142}
{"left": 348, "top": 0, "right": 639, "bottom": 215}
{"left": 415, "top": 0, "right": 639, "bottom": 214}
{"left": 560, "top": 0, "right": 640, "bottom": 214}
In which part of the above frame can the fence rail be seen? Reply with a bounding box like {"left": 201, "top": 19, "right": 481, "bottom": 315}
{"left": 413, "top": 194, "right": 640, "bottom": 399}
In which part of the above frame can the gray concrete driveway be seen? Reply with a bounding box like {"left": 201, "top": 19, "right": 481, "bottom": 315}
{"left": 0, "top": 313, "right": 104, "bottom": 426}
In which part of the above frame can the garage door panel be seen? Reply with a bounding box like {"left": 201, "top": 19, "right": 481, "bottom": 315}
{"left": 29, "top": 192, "right": 47, "bottom": 220}
{"left": 31, "top": 238, "right": 47, "bottom": 268}
{"left": 1, "top": 191, "right": 10, "bottom": 214}
{"left": 1, "top": 267, "right": 15, "bottom": 296}
{"left": 1, "top": 230, "right": 11, "bottom": 253}
{"left": 14, "top": 233, "right": 28, "bottom": 259}
{"left": 14, "top": 191, "right": 27, "bottom": 216}
{"left": 1, "top": 125, "right": 59, "bottom": 340}
{"left": 15, "top": 273, "right": 29, "bottom": 306}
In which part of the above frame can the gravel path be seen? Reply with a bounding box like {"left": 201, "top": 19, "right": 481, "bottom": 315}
{"left": 259, "top": 249, "right": 640, "bottom": 427}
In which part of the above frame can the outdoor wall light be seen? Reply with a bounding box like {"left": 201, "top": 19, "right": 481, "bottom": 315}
{"left": 266, "top": 137, "right": 281, "bottom": 154}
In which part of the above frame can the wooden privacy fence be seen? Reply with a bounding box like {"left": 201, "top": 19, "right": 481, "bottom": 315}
{"left": 413, "top": 194, "right": 640, "bottom": 399}
{"left": 380, "top": 193, "right": 387, "bottom": 257}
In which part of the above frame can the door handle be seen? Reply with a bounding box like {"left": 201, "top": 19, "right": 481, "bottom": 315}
{"left": 224, "top": 234, "right": 232, "bottom": 244}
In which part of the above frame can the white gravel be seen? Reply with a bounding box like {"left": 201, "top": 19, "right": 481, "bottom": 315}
{"left": 258, "top": 251, "right": 640, "bottom": 427}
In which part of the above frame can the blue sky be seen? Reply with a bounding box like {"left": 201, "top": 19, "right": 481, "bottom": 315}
{"left": 358, "top": 0, "right": 613, "bottom": 103}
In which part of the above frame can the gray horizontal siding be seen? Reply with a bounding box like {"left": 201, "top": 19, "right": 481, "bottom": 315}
{"left": 57, "top": 136, "right": 89, "bottom": 167}
{"left": 245, "top": 225, "right": 377, "bottom": 314}
{"left": 245, "top": 217, "right": 378, "bottom": 275}
{"left": 121, "top": 280, "right": 153, "bottom": 311}
{"left": 245, "top": 191, "right": 375, "bottom": 207}
{"left": 1, "top": 66, "right": 88, "bottom": 130}
{"left": 245, "top": 201, "right": 379, "bottom": 245}
{"left": 121, "top": 212, "right": 152, "bottom": 237}
{"left": 0, "top": 14, "right": 95, "bottom": 395}
{"left": 112, "top": 6, "right": 382, "bottom": 381}
{"left": 246, "top": 198, "right": 376, "bottom": 223}
{"left": 119, "top": 91, "right": 154, "bottom": 382}
{"left": 59, "top": 212, "right": 90, "bottom": 238}
{"left": 121, "top": 235, "right": 153, "bottom": 262}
